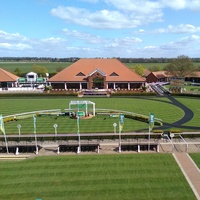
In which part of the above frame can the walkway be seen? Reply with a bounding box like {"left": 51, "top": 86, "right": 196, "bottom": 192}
{"left": 173, "top": 153, "right": 200, "bottom": 200}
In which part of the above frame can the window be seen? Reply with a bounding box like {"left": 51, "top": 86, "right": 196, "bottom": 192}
{"left": 110, "top": 72, "right": 119, "bottom": 76}
{"left": 76, "top": 72, "right": 85, "bottom": 76}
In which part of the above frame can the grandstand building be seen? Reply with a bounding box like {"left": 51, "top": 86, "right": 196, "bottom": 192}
{"left": 48, "top": 58, "right": 145, "bottom": 91}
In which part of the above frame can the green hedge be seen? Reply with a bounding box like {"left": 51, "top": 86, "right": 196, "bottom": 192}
{"left": 124, "top": 114, "right": 163, "bottom": 126}
{"left": 0, "top": 93, "right": 77, "bottom": 98}
{"left": 171, "top": 93, "right": 200, "bottom": 98}
{"left": 111, "top": 92, "right": 156, "bottom": 97}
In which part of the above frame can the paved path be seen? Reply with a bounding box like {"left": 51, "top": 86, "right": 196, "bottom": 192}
{"left": 173, "top": 153, "right": 200, "bottom": 200}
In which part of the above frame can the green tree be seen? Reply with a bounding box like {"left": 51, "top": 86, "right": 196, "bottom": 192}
{"left": 32, "top": 65, "right": 48, "bottom": 77}
{"left": 148, "top": 65, "right": 162, "bottom": 72}
{"left": 56, "top": 66, "right": 64, "bottom": 72}
{"left": 130, "top": 64, "right": 145, "bottom": 76}
{"left": 164, "top": 55, "right": 197, "bottom": 77}
{"left": 14, "top": 67, "right": 22, "bottom": 76}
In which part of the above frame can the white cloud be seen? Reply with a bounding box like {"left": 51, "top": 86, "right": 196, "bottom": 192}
{"left": 78, "top": 0, "right": 99, "bottom": 3}
{"left": 0, "top": 42, "right": 31, "bottom": 50}
{"left": 161, "top": 35, "right": 200, "bottom": 51}
{"left": 161, "top": 0, "right": 200, "bottom": 11}
{"left": 41, "top": 37, "right": 65, "bottom": 44}
{"left": 50, "top": 1, "right": 164, "bottom": 29}
{"left": 136, "top": 24, "right": 200, "bottom": 34}
{"left": 0, "top": 30, "right": 31, "bottom": 51}
{"left": 105, "top": 37, "right": 142, "bottom": 48}
{"left": 51, "top": 6, "right": 139, "bottom": 29}
{"left": 0, "top": 30, "right": 28, "bottom": 42}
{"left": 105, "top": 0, "right": 161, "bottom": 14}
{"left": 62, "top": 28, "right": 102, "bottom": 44}
{"left": 50, "top": 0, "right": 200, "bottom": 31}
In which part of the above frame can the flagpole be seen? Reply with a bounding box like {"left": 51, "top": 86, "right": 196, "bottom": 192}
{"left": 77, "top": 115, "right": 81, "bottom": 154}
{"left": 0, "top": 115, "right": 9, "bottom": 154}
{"left": 148, "top": 124, "right": 150, "bottom": 151}
{"left": 33, "top": 115, "right": 38, "bottom": 154}
{"left": 148, "top": 113, "right": 155, "bottom": 152}
{"left": 118, "top": 121, "right": 121, "bottom": 153}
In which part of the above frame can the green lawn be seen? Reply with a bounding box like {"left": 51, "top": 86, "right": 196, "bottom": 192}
{"left": 189, "top": 153, "right": 200, "bottom": 169}
{"left": 0, "top": 96, "right": 185, "bottom": 134}
{"left": 0, "top": 154, "right": 195, "bottom": 200}
{"left": 0, "top": 62, "right": 72, "bottom": 73}
{"left": 175, "top": 97, "right": 200, "bottom": 127}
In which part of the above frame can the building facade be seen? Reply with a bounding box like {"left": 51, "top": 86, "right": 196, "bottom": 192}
{"left": 48, "top": 58, "right": 145, "bottom": 91}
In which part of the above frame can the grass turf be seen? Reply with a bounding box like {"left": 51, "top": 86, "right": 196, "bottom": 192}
{"left": 0, "top": 154, "right": 196, "bottom": 200}
{"left": 189, "top": 153, "right": 200, "bottom": 169}
{"left": 0, "top": 62, "right": 72, "bottom": 73}
{"left": 175, "top": 97, "right": 200, "bottom": 127}
{"left": 0, "top": 96, "right": 185, "bottom": 134}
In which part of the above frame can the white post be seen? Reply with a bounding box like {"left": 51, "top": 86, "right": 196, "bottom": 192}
{"left": 128, "top": 82, "right": 130, "bottom": 90}
{"left": 35, "top": 146, "right": 39, "bottom": 155}
{"left": 138, "top": 145, "right": 140, "bottom": 153}
{"left": 57, "top": 146, "right": 60, "bottom": 154}
{"left": 97, "top": 145, "right": 100, "bottom": 154}
{"left": 157, "top": 144, "right": 159, "bottom": 152}
{"left": 65, "top": 82, "right": 67, "bottom": 90}
{"left": 15, "top": 147, "right": 19, "bottom": 155}
{"left": 79, "top": 83, "right": 82, "bottom": 90}
{"left": 77, "top": 134, "right": 81, "bottom": 154}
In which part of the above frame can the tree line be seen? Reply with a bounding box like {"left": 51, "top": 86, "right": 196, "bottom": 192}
{"left": 1, "top": 57, "right": 200, "bottom": 63}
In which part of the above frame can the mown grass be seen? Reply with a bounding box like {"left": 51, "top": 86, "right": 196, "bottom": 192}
{"left": 0, "top": 96, "right": 185, "bottom": 134}
{"left": 189, "top": 153, "right": 200, "bottom": 169}
{"left": 0, "top": 154, "right": 196, "bottom": 200}
{"left": 175, "top": 97, "right": 200, "bottom": 127}
{"left": 0, "top": 62, "right": 72, "bottom": 73}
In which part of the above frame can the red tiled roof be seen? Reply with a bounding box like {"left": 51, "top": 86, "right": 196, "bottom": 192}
{"left": 151, "top": 71, "right": 170, "bottom": 79}
{"left": 0, "top": 68, "right": 19, "bottom": 82}
{"left": 48, "top": 58, "right": 145, "bottom": 82}
{"left": 143, "top": 69, "right": 151, "bottom": 77}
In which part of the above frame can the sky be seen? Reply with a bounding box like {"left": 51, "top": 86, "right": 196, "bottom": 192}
{"left": 0, "top": 0, "right": 200, "bottom": 58}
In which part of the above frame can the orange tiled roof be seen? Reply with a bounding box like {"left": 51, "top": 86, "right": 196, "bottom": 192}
{"left": 0, "top": 68, "right": 19, "bottom": 82}
{"left": 143, "top": 69, "right": 151, "bottom": 77}
{"left": 151, "top": 71, "right": 170, "bottom": 78}
{"left": 48, "top": 58, "right": 145, "bottom": 82}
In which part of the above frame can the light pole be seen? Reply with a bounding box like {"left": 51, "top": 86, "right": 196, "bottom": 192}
{"left": 33, "top": 115, "right": 38, "bottom": 154}
{"left": 54, "top": 124, "right": 58, "bottom": 136}
{"left": 17, "top": 124, "right": 21, "bottom": 138}
{"left": 113, "top": 123, "right": 117, "bottom": 134}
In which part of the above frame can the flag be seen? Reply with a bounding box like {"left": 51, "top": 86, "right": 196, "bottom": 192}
{"left": 33, "top": 114, "right": 36, "bottom": 134}
{"left": 119, "top": 122, "right": 124, "bottom": 132}
{"left": 149, "top": 113, "right": 154, "bottom": 131}
{"left": 77, "top": 116, "right": 80, "bottom": 134}
{"left": 0, "top": 115, "right": 5, "bottom": 135}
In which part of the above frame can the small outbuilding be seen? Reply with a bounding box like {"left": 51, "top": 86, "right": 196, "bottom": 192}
{"left": 26, "top": 72, "right": 38, "bottom": 82}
